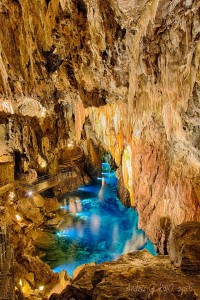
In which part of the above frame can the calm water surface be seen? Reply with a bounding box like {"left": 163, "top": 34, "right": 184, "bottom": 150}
{"left": 53, "top": 163, "right": 156, "bottom": 276}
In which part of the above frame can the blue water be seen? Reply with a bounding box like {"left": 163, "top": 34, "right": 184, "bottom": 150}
{"left": 53, "top": 163, "right": 156, "bottom": 276}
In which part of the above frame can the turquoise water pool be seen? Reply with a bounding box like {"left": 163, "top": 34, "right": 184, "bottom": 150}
{"left": 53, "top": 163, "right": 156, "bottom": 276}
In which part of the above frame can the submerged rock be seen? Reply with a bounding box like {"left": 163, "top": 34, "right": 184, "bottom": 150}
{"left": 33, "top": 231, "right": 58, "bottom": 251}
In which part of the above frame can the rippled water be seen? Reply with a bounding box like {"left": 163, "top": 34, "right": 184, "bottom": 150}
{"left": 53, "top": 163, "right": 156, "bottom": 276}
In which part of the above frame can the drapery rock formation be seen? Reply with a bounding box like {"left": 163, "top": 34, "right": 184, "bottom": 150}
{"left": 0, "top": 0, "right": 200, "bottom": 254}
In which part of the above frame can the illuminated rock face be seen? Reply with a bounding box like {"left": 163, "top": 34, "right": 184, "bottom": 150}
{"left": 0, "top": 0, "right": 200, "bottom": 251}
{"left": 86, "top": 98, "right": 200, "bottom": 252}
{"left": 49, "top": 250, "right": 200, "bottom": 300}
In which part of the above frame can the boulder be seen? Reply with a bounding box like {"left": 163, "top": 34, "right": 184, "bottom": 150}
{"left": 72, "top": 262, "right": 97, "bottom": 281}
{"left": 21, "top": 254, "right": 56, "bottom": 285}
{"left": 17, "top": 198, "right": 44, "bottom": 226}
{"left": 47, "top": 271, "right": 70, "bottom": 298}
{"left": 46, "top": 216, "right": 63, "bottom": 228}
{"left": 33, "top": 231, "right": 58, "bottom": 250}
{"left": 168, "top": 221, "right": 200, "bottom": 273}
{"left": 32, "top": 194, "right": 45, "bottom": 208}
{"left": 43, "top": 198, "right": 60, "bottom": 213}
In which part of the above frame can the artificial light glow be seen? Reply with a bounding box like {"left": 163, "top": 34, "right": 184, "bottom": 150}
{"left": 69, "top": 199, "right": 76, "bottom": 214}
{"left": 9, "top": 191, "right": 15, "bottom": 199}
{"left": 90, "top": 214, "right": 100, "bottom": 235}
{"left": 41, "top": 161, "right": 47, "bottom": 168}
{"left": 68, "top": 197, "right": 82, "bottom": 214}
{"left": 15, "top": 214, "right": 22, "bottom": 222}
{"left": 98, "top": 177, "right": 105, "bottom": 200}
{"left": 41, "top": 107, "right": 46, "bottom": 118}
{"left": 39, "top": 286, "right": 44, "bottom": 291}
{"left": 19, "top": 279, "right": 22, "bottom": 286}
{"left": 2, "top": 100, "right": 14, "bottom": 114}
{"left": 27, "top": 190, "right": 33, "bottom": 197}
{"left": 67, "top": 140, "right": 74, "bottom": 149}
{"left": 78, "top": 187, "right": 85, "bottom": 191}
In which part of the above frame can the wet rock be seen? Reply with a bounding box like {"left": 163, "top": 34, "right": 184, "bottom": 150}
{"left": 168, "top": 221, "right": 200, "bottom": 273}
{"left": 46, "top": 249, "right": 65, "bottom": 262}
{"left": 33, "top": 231, "right": 58, "bottom": 250}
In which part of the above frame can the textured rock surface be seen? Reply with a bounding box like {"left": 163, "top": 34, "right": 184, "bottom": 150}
{"left": 0, "top": 1, "right": 199, "bottom": 298}
{"left": 0, "top": 0, "right": 199, "bottom": 252}
{"left": 49, "top": 250, "right": 200, "bottom": 300}
{"left": 168, "top": 221, "right": 200, "bottom": 272}
{"left": 0, "top": 189, "right": 70, "bottom": 299}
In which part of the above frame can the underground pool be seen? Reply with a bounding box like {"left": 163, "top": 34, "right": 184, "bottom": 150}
{"left": 52, "top": 162, "right": 156, "bottom": 276}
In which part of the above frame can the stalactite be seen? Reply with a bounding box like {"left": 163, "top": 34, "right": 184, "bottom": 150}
{"left": 74, "top": 98, "right": 86, "bottom": 141}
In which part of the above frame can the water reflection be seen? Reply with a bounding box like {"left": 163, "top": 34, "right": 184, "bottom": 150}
{"left": 68, "top": 197, "right": 82, "bottom": 214}
{"left": 53, "top": 163, "right": 156, "bottom": 276}
{"left": 123, "top": 229, "right": 148, "bottom": 254}
{"left": 91, "top": 214, "right": 101, "bottom": 235}
{"left": 98, "top": 177, "right": 105, "bottom": 200}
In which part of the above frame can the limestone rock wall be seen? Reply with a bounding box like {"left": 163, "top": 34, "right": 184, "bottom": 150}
{"left": 0, "top": 109, "right": 73, "bottom": 177}
{"left": 0, "top": 0, "right": 200, "bottom": 251}
{"left": 84, "top": 0, "right": 200, "bottom": 252}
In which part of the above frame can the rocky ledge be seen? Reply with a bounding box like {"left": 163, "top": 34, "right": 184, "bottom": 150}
{"left": 49, "top": 250, "right": 200, "bottom": 300}
{"left": 49, "top": 221, "right": 200, "bottom": 300}
{"left": 168, "top": 222, "right": 200, "bottom": 272}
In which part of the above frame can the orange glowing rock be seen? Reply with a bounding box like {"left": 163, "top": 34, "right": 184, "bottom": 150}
{"left": 74, "top": 99, "right": 86, "bottom": 141}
